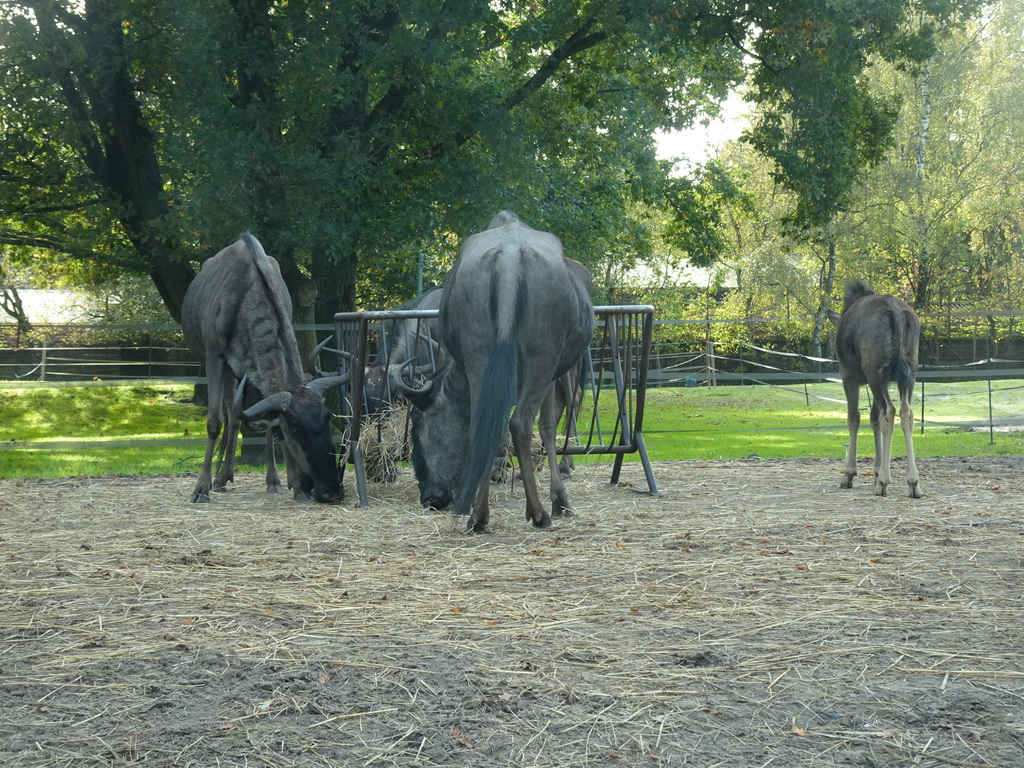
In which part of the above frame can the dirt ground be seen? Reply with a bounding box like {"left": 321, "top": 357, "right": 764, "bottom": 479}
{"left": 1, "top": 456, "right": 1022, "bottom": 767}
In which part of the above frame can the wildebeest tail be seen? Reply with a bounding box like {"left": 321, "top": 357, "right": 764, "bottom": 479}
{"left": 882, "top": 311, "right": 917, "bottom": 393}
{"left": 451, "top": 274, "right": 527, "bottom": 517}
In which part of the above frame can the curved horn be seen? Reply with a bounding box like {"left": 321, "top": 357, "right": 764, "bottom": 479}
{"left": 306, "top": 373, "right": 349, "bottom": 398}
{"left": 243, "top": 391, "right": 293, "bottom": 420}
{"left": 232, "top": 373, "right": 249, "bottom": 420}
{"left": 390, "top": 358, "right": 435, "bottom": 408}
{"left": 309, "top": 336, "right": 352, "bottom": 378}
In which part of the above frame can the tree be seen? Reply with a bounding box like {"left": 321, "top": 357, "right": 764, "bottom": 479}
{"left": 0, "top": 1, "right": 979, "bottom": 328}
{"left": 839, "top": 0, "right": 1024, "bottom": 319}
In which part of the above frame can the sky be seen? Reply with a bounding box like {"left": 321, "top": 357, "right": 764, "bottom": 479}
{"left": 654, "top": 92, "right": 748, "bottom": 166}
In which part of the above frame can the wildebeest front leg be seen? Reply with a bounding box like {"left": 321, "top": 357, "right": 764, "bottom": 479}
{"left": 212, "top": 373, "right": 246, "bottom": 493}
{"left": 212, "top": 412, "right": 240, "bottom": 493}
{"left": 840, "top": 378, "right": 861, "bottom": 489}
{"left": 193, "top": 362, "right": 230, "bottom": 503}
{"left": 265, "top": 431, "right": 284, "bottom": 494}
{"left": 193, "top": 421, "right": 221, "bottom": 503}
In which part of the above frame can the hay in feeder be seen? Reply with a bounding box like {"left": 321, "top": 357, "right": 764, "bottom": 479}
{"left": 357, "top": 402, "right": 411, "bottom": 483}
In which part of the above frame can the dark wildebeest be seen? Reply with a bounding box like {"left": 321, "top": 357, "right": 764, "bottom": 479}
{"left": 182, "top": 234, "right": 347, "bottom": 503}
{"left": 362, "top": 286, "right": 444, "bottom": 415}
{"left": 398, "top": 210, "right": 594, "bottom": 532}
{"left": 828, "top": 279, "right": 922, "bottom": 498}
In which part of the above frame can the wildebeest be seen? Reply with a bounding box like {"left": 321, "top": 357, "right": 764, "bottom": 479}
{"left": 398, "top": 210, "right": 594, "bottom": 532}
{"left": 828, "top": 279, "right": 922, "bottom": 498}
{"left": 362, "top": 286, "right": 444, "bottom": 415}
{"left": 182, "top": 234, "right": 347, "bottom": 503}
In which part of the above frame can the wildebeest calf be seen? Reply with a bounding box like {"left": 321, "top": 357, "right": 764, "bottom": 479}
{"left": 828, "top": 279, "right": 922, "bottom": 498}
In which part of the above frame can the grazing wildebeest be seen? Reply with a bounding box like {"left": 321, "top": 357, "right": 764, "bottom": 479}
{"left": 182, "top": 234, "right": 347, "bottom": 503}
{"left": 397, "top": 210, "right": 594, "bottom": 532}
{"left": 828, "top": 279, "right": 922, "bottom": 498}
{"left": 362, "top": 287, "right": 444, "bottom": 415}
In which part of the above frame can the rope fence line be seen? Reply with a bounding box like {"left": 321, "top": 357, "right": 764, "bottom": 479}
{"left": 3, "top": 320, "right": 1024, "bottom": 452}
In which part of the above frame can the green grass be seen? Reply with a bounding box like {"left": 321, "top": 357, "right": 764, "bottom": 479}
{"left": 1, "top": 379, "right": 1023, "bottom": 479}
{"left": 0, "top": 384, "right": 209, "bottom": 478}
{"left": 636, "top": 379, "right": 1024, "bottom": 461}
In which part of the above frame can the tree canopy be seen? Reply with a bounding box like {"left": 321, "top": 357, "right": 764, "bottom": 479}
{"left": 0, "top": 0, "right": 978, "bottom": 325}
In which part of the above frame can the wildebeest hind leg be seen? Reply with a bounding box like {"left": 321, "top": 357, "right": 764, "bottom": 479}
{"left": 468, "top": 486, "right": 490, "bottom": 534}
{"left": 900, "top": 392, "right": 921, "bottom": 498}
{"left": 840, "top": 378, "right": 860, "bottom": 488}
{"left": 510, "top": 407, "right": 551, "bottom": 529}
{"left": 872, "top": 394, "right": 895, "bottom": 496}
{"left": 539, "top": 389, "right": 571, "bottom": 517}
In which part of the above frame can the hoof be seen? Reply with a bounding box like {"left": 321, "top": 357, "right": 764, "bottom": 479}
{"left": 531, "top": 514, "right": 553, "bottom": 529}
{"left": 292, "top": 490, "right": 313, "bottom": 502}
{"left": 909, "top": 483, "right": 922, "bottom": 499}
{"left": 467, "top": 520, "right": 489, "bottom": 534}
{"left": 873, "top": 483, "right": 888, "bottom": 497}
{"left": 191, "top": 493, "right": 210, "bottom": 503}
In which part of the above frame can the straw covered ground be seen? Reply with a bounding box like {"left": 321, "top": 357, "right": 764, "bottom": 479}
{"left": 1, "top": 456, "right": 1023, "bottom": 767}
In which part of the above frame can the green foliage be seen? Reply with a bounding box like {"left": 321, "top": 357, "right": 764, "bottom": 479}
{"left": 0, "top": 0, "right": 981, "bottom": 324}
{"left": 742, "top": 0, "right": 980, "bottom": 234}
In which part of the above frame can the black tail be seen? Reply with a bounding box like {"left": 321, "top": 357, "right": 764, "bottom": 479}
{"left": 883, "top": 312, "right": 917, "bottom": 395}
{"left": 452, "top": 336, "right": 517, "bottom": 516}
{"left": 451, "top": 268, "right": 527, "bottom": 517}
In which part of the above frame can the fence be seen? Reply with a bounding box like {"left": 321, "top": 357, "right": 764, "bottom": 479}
{"left": 2, "top": 315, "right": 1024, "bottom": 459}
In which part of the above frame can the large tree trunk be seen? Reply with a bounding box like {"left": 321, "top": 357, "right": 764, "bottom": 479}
{"left": 313, "top": 245, "right": 358, "bottom": 322}
{"left": 911, "top": 61, "right": 932, "bottom": 312}
{"left": 36, "top": 0, "right": 196, "bottom": 322}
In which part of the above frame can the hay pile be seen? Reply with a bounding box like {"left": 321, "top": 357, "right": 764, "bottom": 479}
{"left": 1, "top": 456, "right": 1022, "bottom": 767}
{"left": 358, "top": 403, "right": 412, "bottom": 483}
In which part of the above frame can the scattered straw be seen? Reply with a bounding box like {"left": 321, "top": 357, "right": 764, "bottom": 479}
{"left": 1, "top": 456, "right": 1022, "bottom": 766}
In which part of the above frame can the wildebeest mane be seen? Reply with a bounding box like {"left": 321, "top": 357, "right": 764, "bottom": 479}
{"left": 843, "top": 279, "right": 874, "bottom": 312}
{"left": 239, "top": 233, "right": 303, "bottom": 385}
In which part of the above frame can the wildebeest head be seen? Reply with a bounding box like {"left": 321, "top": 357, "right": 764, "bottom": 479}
{"left": 362, "top": 287, "right": 445, "bottom": 416}
{"left": 242, "top": 375, "right": 345, "bottom": 503}
{"left": 393, "top": 359, "right": 469, "bottom": 509}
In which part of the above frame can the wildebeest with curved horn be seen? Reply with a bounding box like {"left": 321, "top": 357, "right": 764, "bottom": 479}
{"left": 182, "top": 234, "right": 347, "bottom": 503}
{"left": 397, "top": 210, "right": 594, "bottom": 532}
{"left": 828, "top": 279, "right": 922, "bottom": 498}
{"left": 362, "top": 286, "right": 444, "bottom": 415}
